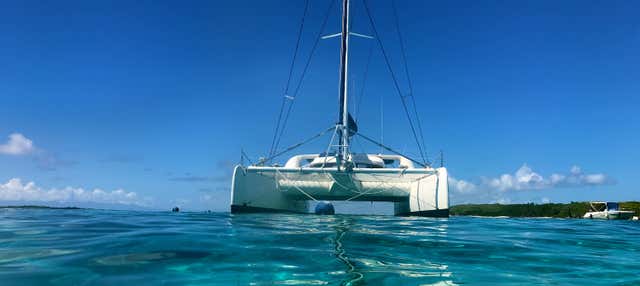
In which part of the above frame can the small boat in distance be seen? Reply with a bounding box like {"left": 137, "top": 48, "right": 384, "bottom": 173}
{"left": 583, "top": 202, "right": 635, "bottom": 220}
{"left": 230, "top": 0, "right": 448, "bottom": 216}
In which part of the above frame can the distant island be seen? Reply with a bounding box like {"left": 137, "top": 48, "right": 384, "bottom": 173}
{"left": 451, "top": 201, "right": 640, "bottom": 218}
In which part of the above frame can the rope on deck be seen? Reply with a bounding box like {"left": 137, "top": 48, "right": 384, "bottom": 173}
{"left": 274, "top": 168, "right": 318, "bottom": 202}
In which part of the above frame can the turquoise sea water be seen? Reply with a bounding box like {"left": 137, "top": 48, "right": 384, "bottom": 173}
{"left": 1, "top": 208, "right": 639, "bottom": 285}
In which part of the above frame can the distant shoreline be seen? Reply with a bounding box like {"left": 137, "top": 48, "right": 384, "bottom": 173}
{"left": 3, "top": 202, "right": 639, "bottom": 218}
{"left": 451, "top": 201, "right": 640, "bottom": 218}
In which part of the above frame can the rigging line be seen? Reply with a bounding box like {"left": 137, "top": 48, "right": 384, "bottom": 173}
{"left": 269, "top": 0, "right": 311, "bottom": 160}
{"left": 362, "top": 0, "right": 428, "bottom": 166}
{"left": 353, "top": 134, "right": 366, "bottom": 155}
{"left": 380, "top": 90, "right": 383, "bottom": 154}
{"left": 274, "top": 168, "right": 318, "bottom": 201}
{"left": 240, "top": 149, "right": 255, "bottom": 166}
{"left": 286, "top": 0, "right": 311, "bottom": 95}
{"left": 322, "top": 125, "right": 340, "bottom": 168}
{"left": 391, "top": 0, "right": 413, "bottom": 96}
{"left": 355, "top": 41, "right": 374, "bottom": 120}
{"left": 344, "top": 180, "right": 389, "bottom": 201}
{"left": 273, "top": 0, "right": 337, "bottom": 156}
{"left": 391, "top": 0, "right": 429, "bottom": 164}
{"left": 265, "top": 126, "right": 335, "bottom": 163}
{"left": 356, "top": 132, "right": 426, "bottom": 168}
{"left": 269, "top": 97, "right": 288, "bottom": 161}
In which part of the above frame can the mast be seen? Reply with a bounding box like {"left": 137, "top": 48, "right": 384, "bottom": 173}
{"left": 337, "top": 0, "right": 351, "bottom": 162}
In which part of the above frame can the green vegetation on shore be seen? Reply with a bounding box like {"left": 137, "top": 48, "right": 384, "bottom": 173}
{"left": 451, "top": 201, "right": 640, "bottom": 218}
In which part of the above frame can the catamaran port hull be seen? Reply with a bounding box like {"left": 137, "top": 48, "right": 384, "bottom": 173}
{"left": 230, "top": 165, "right": 449, "bottom": 217}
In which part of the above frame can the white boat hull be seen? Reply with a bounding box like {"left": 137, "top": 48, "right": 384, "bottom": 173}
{"left": 583, "top": 210, "right": 635, "bottom": 220}
{"left": 230, "top": 165, "right": 449, "bottom": 217}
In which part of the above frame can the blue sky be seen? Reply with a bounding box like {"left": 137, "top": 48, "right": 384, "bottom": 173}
{"left": 1, "top": 0, "right": 639, "bottom": 211}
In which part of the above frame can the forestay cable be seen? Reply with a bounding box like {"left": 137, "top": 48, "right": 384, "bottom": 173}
{"left": 362, "top": 0, "right": 428, "bottom": 166}
{"left": 391, "top": 0, "right": 430, "bottom": 164}
{"left": 269, "top": 0, "right": 311, "bottom": 159}
{"left": 272, "top": 0, "right": 338, "bottom": 158}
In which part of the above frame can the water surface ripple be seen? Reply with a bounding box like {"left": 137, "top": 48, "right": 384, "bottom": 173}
{"left": 1, "top": 208, "right": 639, "bottom": 285}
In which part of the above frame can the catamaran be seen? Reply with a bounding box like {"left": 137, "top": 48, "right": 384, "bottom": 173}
{"left": 230, "top": 0, "right": 448, "bottom": 217}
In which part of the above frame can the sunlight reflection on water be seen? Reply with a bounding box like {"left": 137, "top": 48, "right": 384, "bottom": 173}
{"left": 0, "top": 208, "right": 639, "bottom": 285}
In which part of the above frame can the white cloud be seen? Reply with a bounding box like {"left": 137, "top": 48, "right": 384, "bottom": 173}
{"left": 583, "top": 174, "right": 607, "bottom": 185}
{"left": 485, "top": 164, "right": 546, "bottom": 191}
{"left": 480, "top": 164, "right": 612, "bottom": 192}
{"left": 0, "top": 133, "right": 76, "bottom": 171}
{"left": 0, "top": 178, "right": 146, "bottom": 206}
{"left": 448, "top": 176, "right": 477, "bottom": 194}
{"left": 0, "top": 133, "right": 35, "bottom": 155}
{"left": 449, "top": 164, "right": 613, "bottom": 204}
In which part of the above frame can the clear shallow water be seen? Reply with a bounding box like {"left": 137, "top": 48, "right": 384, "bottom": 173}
{"left": 1, "top": 208, "right": 639, "bottom": 285}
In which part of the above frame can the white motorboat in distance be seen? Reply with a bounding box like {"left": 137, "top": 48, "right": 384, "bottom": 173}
{"left": 583, "top": 202, "right": 635, "bottom": 220}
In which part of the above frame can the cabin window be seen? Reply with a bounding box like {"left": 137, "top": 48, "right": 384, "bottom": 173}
{"left": 355, "top": 163, "right": 383, "bottom": 168}
{"left": 384, "top": 160, "right": 400, "bottom": 168}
